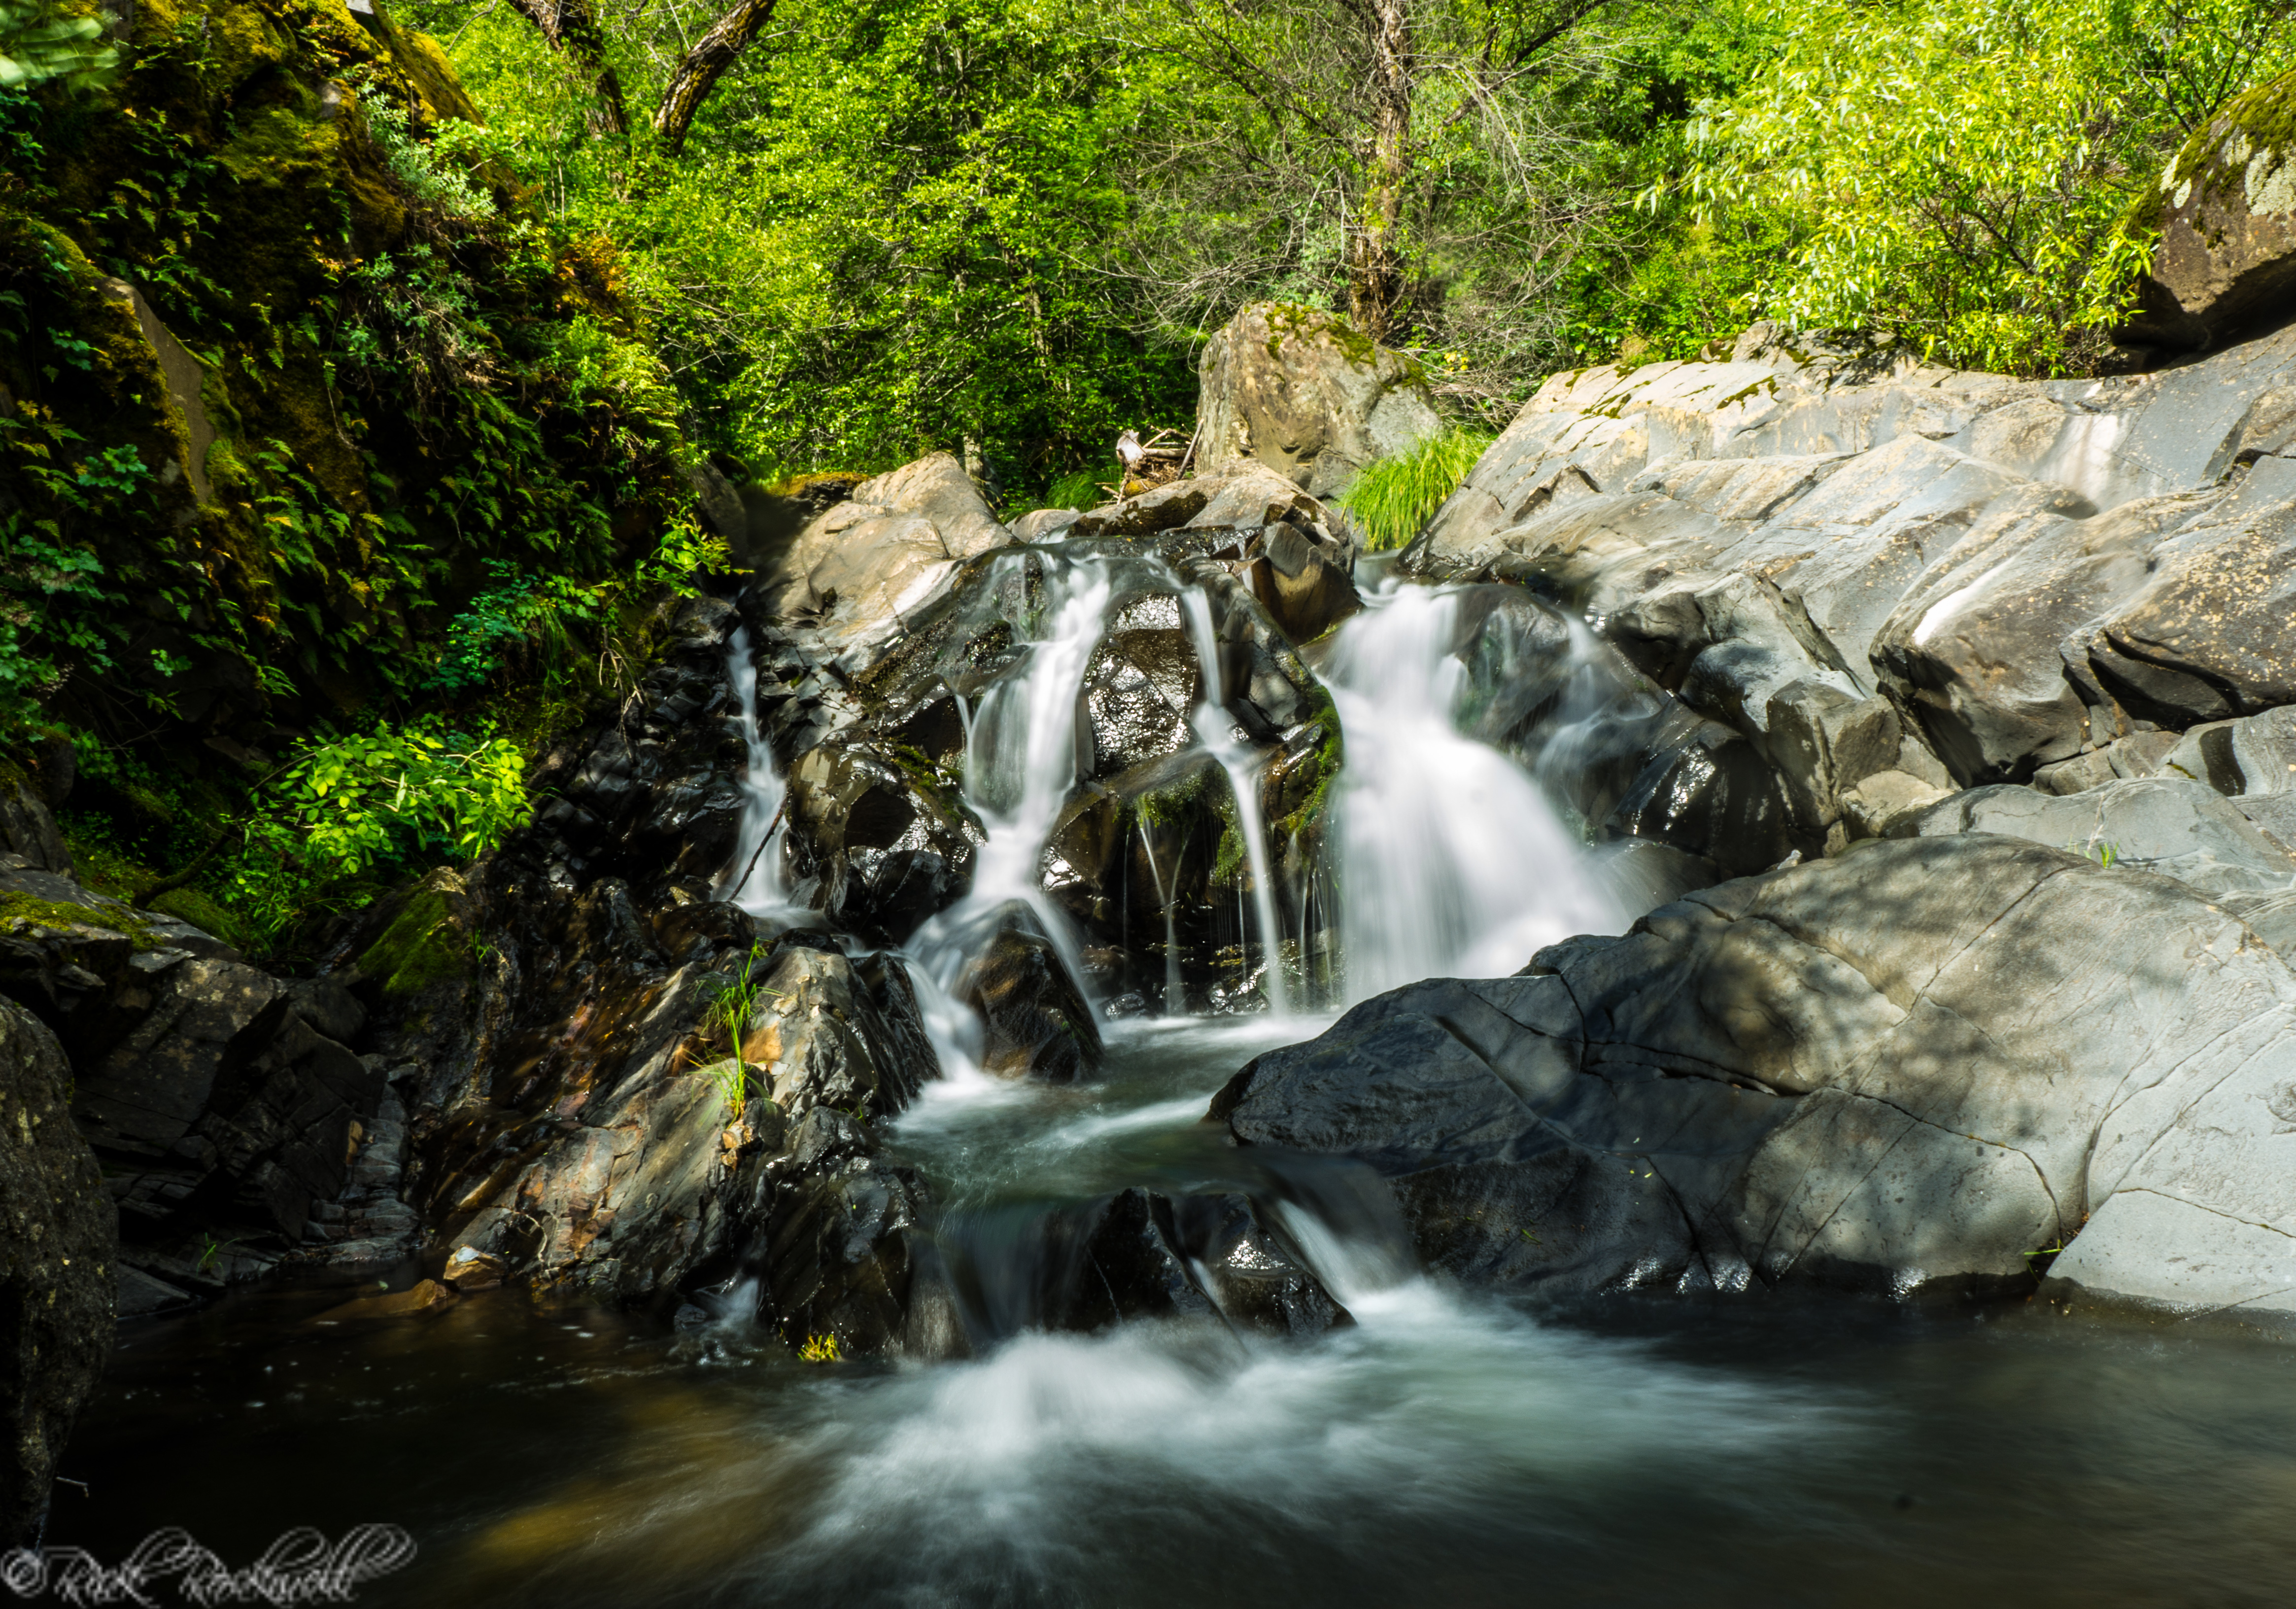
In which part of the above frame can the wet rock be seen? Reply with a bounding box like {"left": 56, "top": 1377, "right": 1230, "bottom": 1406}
{"left": 780, "top": 735, "right": 980, "bottom": 944}
{"left": 314, "top": 1277, "right": 456, "bottom": 1324}
{"left": 1601, "top": 716, "right": 1810, "bottom": 877}
{"left": 980, "top": 1187, "right": 1346, "bottom": 1338}
{"left": 0, "top": 999, "right": 115, "bottom": 1547}
{"left": 1077, "top": 592, "right": 1200, "bottom": 778}
{"left": 1195, "top": 303, "right": 1444, "bottom": 497}
{"left": 1213, "top": 835, "right": 2296, "bottom": 1325}
{"left": 954, "top": 904, "right": 1103, "bottom": 1081}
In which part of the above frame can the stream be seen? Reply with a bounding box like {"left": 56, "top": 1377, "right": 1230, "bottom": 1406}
{"left": 45, "top": 568, "right": 2296, "bottom": 1606}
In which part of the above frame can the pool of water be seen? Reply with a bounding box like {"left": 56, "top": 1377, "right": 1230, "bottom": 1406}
{"left": 48, "top": 1017, "right": 2296, "bottom": 1609}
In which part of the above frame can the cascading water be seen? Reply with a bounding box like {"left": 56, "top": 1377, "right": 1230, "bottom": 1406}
{"left": 1323, "top": 581, "right": 1622, "bottom": 1002}
{"left": 900, "top": 555, "right": 1117, "bottom": 1086}
{"left": 1180, "top": 589, "right": 1293, "bottom": 1017}
{"left": 716, "top": 624, "right": 799, "bottom": 921}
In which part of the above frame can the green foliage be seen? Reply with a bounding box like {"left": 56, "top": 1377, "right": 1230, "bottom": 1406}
{"left": 1670, "top": 0, "right": 2296, "bottom": 374}
{"left": 0, "top": 0, "right": 116, "bottom": 92}
{"left": 360, "top": 99, "right": 499, "bottom": 221}
{"left": 1044, "top": 469, "right": 1105, "bottom": 512}
{"left": 694, "top": 1057, "right": 754, "bottom": 1122}
{"left": 247, "top": 718, "right": 531, "bottom": 878}
{"left": 1338, "top": 429, "right": 1492, "bottom": 553}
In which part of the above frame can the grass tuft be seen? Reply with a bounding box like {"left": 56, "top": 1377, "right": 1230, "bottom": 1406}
{"left": 1337, "top": 429, "right": 1492, "bottom": 552}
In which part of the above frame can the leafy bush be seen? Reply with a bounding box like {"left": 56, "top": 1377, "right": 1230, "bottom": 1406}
{"left": 1338, "top": 430, "right": 1492, "bottom": 553}
{"left": 1672, "top": 0, "right": 2296, "bottom": 374}
{"left": 0, "top": 0, "right": 115, "bottom": 91}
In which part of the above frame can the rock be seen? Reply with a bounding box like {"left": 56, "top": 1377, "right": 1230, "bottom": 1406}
{"left": 1076, "top": 591, "right": 1201, "bottom": 779}
{"left": 755, "top": 453, "right": 1013, "bottom": 651}
{"left": 425, "top": 937, "right": 938, "bottom": 1309}
{"left": 1402, "top": 324, "right": 2296, "bottom": 790}
{"left": 0, "top": 778, "right": 71, "bottom": 876}
{"left": 780, "top": 735, "right": 980, "bottom": 944}
{"left": 1838, "top": 769, "right": 1951, "bottom": 841}
{"left": 1901, "top": 777, "right": 2296, "bottom": 897}
{"left": 1068, "top": 479, "right": 1214, "bottom": 538}
{"left": 1212, "top": 835, "right": 2296, "bottom": 1325}
{"left": 314, "top": 1277, "right": 456, "bottom": 1324}
{"left": 2123, "top": 67, "right": 2296, "bottom": 351}
{"left": 0, "top": 999, "right": 116, "bottom": 1547}
{"left": 959, "top": 1186, "right": 1347, "bottom": 1338}
{"left": 1194, "top": 303, "right": 1443, "bottom": 496}
{"left": 1600, "top": 716, "right": 1811, "bottom": 877}
{"left": 954, "top": 904, "right": 1104, "bottom": 1080}
{"left": 2161, "top": 705, "right": 2296, "bottom": 796}
{"left": 1010, "top": 508, "right": 1081, "bottom": 543}
{"left": 1235, "top": 518, "right": 1362, "bottom": 644}
{"left": 115, "top": 1264, "right": 192, "bottom": 1320}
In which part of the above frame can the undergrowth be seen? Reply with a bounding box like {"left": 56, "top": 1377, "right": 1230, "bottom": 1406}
{"left": 1338, "top": 430, "right": 1494, "bottom": 552}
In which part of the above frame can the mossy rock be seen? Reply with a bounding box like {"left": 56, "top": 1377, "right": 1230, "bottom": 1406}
{"left": 146, "top": 887, "right": 252, "bottom": 951}
{"left": 355, "top": 869, "right": 472, "bottom": 995}
{"left": 2126, "top": 65, "right": 2296, "bottom": 350}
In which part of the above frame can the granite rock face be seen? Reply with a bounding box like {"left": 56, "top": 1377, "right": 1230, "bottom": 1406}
{"left": 1195, "top": 303, "right": 1444, "bottom": 498}
{"left": 1404, "top": 325, "right": 2296, "bottom": 791}
{"left": 1214, "top": 836, "right": 2296, "bottom": 1328}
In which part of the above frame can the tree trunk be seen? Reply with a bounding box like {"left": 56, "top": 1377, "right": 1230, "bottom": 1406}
{"left": 1346, "top": 0, "right": 1413, "bottom": 345}
{"left": 503, "top": 0, "right": 630, "bottom": 137}
{"left": 653, "top": 0, "right": 781, "bottom": 156}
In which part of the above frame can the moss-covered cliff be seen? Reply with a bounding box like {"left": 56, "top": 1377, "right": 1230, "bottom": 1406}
{"left": 0, "top": 0, "right": 701, "bottom": 944}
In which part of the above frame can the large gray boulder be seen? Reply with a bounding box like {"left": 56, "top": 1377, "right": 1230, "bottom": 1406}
{"left": 1404, "top": 324, "right": 2296, "bottom": 788}
{"left": 753, "top": 454, "right": 1012, "bottom": 656}
{"left": 1212, "top": 836, "right": 2296, "bottom": 1328}
{"left": 1, "top": 1000, "right": 115, "bottom": 1546}
{"left": 1195, "top": 303, "right": 1443, "bottom": 497}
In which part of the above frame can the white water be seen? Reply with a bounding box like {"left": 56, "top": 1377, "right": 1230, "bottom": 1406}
{"left": 1181, "top": 590, "right": 1293, "bottom": 1017}
{"left": 1324, "top": 582, "right": 1622, "bottom": 1002}
{"left": 900, "top": 557, "right": 1116, "bottom": 1102}
{"left": 716, "top": 626, "right": 801, "bottom": 921}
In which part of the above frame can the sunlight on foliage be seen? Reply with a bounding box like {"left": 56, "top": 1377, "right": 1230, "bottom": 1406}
{"left": 1338, "top": 430, "right": 1492, "bottom": 553}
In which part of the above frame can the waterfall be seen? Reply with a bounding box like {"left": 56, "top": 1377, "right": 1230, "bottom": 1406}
{"left": 1180, "top": 589, "right": 1293, "bottom": 1017}
{"left": 1323, "top": 582, "right": 1621, "bottom": 1003}
{"left": 717, "top": 625, "right": 798, "bottom": 920}
{"left": 902, "top": 556, "right": 1115, "bottom": 1075}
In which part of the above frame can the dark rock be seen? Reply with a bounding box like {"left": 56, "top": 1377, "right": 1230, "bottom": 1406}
{"left": 780, "top": 735, "right": 980, "bottom": 944}
{"left": 1, "top": 1000, "right": 116, "bottom": 1546}
{"left": 1601, "top": 716, "right": 1810, "bottom": 876}
{"left": 955, "top": 904, "right": 1104, "bottom": 1081}
{"left": 1213, "top": 836, "right": 2296, "bottom": 1325}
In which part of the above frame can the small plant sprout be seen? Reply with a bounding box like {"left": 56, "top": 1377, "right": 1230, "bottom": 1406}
{"left": 799, "top": 1331, "right": 843, "bottom": 1364}
{"left": 697, "top": 1057, "right": 755, "bottom": 1122}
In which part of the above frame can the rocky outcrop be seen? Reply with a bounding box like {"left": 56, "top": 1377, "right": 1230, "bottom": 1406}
{"left": 2123, "top": 66, "right": 2296, "bottom": 352}
{"left": 748, "top": 453, "right": 1013, "bottom": 657}
{"left": 1195, "top": 303, "right": 1444, "bottom": 497}
{"left": 1, "top": 1000, "right": 115, "bottom": 1546}
{"left": 1213, "top": 835, "right": 2296, "bottom": 1328}
{"left": 953, "top": 905, "right": 1103, "bottom": 1081}
{"left": 1406, "top": 323, "right": 2296, "bottom": 793}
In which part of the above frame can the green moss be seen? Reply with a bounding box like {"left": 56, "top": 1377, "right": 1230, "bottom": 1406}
{"left": 0, "top": 891, "right": 164, "bottom": 949}
{"left": 1133, "top": 765, "right": 1207, "bottom": 831}
{"left": 354, "top": 874, "right": 469, "bottom": 994}
{"left": 148, "top": 886, "right": 252, "bottom": 949}
{"left": 1260, "top": 302, "right": 1379, "bottom": 369}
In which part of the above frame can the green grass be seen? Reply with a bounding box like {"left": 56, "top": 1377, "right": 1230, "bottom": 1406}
{"left": 1337, "top": 429, "right": 1493, "bottom": 552}
{"left": 1044, "top": 469, "right": 1106, "bottom": 512}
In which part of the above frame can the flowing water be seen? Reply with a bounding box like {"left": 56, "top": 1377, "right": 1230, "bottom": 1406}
{"left": 50, "top": 568, "right": 2296, "bottom": 1604}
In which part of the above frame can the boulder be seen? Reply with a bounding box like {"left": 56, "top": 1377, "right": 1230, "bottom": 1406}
{"left": 1212, "top": 835, "right": 2296, "bottom": 1326}
{"left": 1195, "top": 303, "right": 1443, "bottom": 497}
{"left": 0, "top": 1000, "right": 115, "bottom": 1546}
{"left": 953, "top": 904, "right": 1104, "bottom": 1081}
{"left": 754, "top": 453, "right": 1012, "bottom": 652}
{"left": 780, "top": 735, "right": 980, "bottom": 944}
{"left": 1404, "top": 322, "right": 2296, "bottom": 790}
{"left": 2123, "top": 67, "right": 2296, "bottom": 351}
{"left": 1900, "top": 777, "right": 2296, "bottom": 898}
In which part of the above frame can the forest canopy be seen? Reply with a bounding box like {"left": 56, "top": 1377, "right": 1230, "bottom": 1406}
{"left": 396, "top": 0, "right": 2296, "bottom": 490}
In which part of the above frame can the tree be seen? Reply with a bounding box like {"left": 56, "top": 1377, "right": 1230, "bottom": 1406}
{"left": 1108, "top": 0, "right": 1633, "bottom": 396}
{"left": 497, "top": 0, "right": 782, "bottom": 152}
